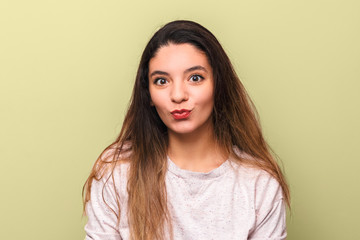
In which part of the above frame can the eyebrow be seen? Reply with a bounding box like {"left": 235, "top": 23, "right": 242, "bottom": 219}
{"left": 149, "top": 65, "right": 208, "bottom": 78}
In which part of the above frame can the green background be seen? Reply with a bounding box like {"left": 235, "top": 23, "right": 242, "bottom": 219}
{"left": 1, "top": 0, "right": 359, "bottom": 239}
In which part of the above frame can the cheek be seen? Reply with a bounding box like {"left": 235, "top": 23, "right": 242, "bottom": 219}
{"left": 203, "top": 94, "right": 214, "bottom": 111}
{"left": 197, "top": 87, "right": 214, "bottom": 109}
{"left": 149, "top": 90, "right": 166, "bottom": 111}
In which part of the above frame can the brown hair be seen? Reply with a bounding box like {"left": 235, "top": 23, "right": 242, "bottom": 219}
{"left": 83, "top": 20, "right": 290, "bottom": 240}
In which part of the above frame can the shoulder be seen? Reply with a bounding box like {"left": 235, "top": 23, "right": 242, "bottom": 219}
{"left": 240, "top": 166, "right": 283, "bottom": 204}
{"left": 230, "top": 149, "right": 284, "bottom": 203}
{"left": 84, "top": 144, "right": 131, "bottom": 238}
{"left": 238, "top": 166, "right": 287, "bottom": 239}
{"left": 94, "top": 143, "right": 132, "bottom": 178}
{"left": 89, "top": 143, "right": 132, "bottom": 200}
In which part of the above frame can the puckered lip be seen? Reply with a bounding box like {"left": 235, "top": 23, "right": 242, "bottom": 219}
{"left": 170, "top": 109, "right": 191, "bottom": 114}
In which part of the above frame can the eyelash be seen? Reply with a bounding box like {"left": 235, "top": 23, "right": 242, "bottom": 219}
{"left": 153, "top": 74, "right": 204, "bottom": 85}
{"left": 153, "top": 78, "right": 168, "bottom": 85}
{"left": 189, "top": 74, "right": 204, "bottom": 82}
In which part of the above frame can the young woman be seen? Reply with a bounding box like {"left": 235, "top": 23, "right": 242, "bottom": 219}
{"left": 83, "top": 20, "right": 290, "bottom": 240}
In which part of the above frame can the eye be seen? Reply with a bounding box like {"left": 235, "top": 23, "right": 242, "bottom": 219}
{"left": 189, "top": 74, "right": 204, "bottom": 82}
{"left": 154, "top": 78, "right": 168, "bottom": 86}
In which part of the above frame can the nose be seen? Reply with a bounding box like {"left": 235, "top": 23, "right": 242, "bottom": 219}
{"left": 170, "top": 80, "right": 188, "bottom": 103}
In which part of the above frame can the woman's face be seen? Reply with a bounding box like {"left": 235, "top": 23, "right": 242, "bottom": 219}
{"left": 148, "top": 43, "right": 214, "bottom": 136}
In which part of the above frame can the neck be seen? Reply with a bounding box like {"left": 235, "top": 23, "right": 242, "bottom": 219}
{"left": 167, "top": 123, "right": 227, "bottom": 173}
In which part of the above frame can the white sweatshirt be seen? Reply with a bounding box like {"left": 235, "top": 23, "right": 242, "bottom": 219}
{"left": 85, "top": 154, "right": 287, "bottom": 240}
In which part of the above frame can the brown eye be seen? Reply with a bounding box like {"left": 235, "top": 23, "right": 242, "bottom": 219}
{"left": 189, "top": 74, "right": 204, "bottom": 82}
{"left": 154, "top": 78, "right": 168, "bottom": 85}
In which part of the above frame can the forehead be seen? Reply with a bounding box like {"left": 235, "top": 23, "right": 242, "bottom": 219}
{"left": 149, "top": 43, "right": 211, "bottom": 73}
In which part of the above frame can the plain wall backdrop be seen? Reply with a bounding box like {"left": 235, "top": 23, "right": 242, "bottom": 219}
{"left": 1, "top": 0, "right": 359, "bottom": 239}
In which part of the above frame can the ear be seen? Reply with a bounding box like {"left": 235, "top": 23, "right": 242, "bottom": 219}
{"left": 150, "top": 99, "right": 154, "bottom": 106}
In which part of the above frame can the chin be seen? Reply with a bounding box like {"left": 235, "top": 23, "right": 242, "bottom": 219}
{"left": 165, "top": 118, "right": 213, "bottom": 136}
{"left": 168, "top": 128, "right": 195, "bottom": 135}
{"left": 167, "top": 124, "right": 198, "bottom": 135}
{"left": 168, "top": 122, "right": 211, "bottom": 136}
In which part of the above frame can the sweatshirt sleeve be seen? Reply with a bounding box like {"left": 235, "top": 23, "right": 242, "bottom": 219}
{"left": 84, "top": 176, "right": 122, "bottom": 240}
{"left": 248, "top": 172, "right": 287, "bottom": 240}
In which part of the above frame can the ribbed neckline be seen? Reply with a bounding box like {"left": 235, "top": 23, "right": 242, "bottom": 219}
{"left": 167, "top": 156, "right": 231, "bottom": 179}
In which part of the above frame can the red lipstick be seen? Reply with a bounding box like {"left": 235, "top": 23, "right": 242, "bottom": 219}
{"left": 171, "top": 109, "right": 191, "bottom": 120}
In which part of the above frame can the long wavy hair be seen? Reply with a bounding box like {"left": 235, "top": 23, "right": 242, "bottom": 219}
{"left": 83, "top": 20, "right": 290, "bottom": 240}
